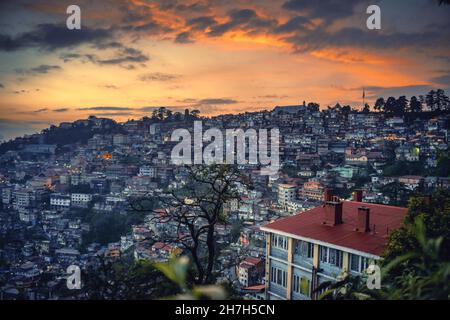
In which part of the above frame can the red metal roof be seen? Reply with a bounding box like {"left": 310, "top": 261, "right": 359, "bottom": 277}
{"left": 262, "top": 201, "right": 407, "bottom": 256}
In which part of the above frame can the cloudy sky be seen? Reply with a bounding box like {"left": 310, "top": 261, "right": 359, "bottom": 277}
{"left": 0, "top": 0, "right": 449, "bottom": 140}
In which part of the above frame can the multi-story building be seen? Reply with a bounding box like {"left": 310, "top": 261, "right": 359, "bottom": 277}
{"left": 71, "top": 193, "right": 93, "bottom": 208}
{"left": 277, "top": 184, "right": 297, "bottom": 209}
{"left": 299, "top": 181, "right": 324, "bottom": 200}
{"left": 50, "top": 194, "right": 71, "bottom": 211}
{"left": 139, "top": 165, "right": 157, "bottom": 178}
{"left": 260, "top": 192, "right": 407, "bottom": 300}
{"left": 237, "top": 257, "right": 265, "bottom": 287}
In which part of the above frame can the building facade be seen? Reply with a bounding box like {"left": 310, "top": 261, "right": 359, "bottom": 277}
{"left": 261, "top": 191, "right": 407, "bottom": 300}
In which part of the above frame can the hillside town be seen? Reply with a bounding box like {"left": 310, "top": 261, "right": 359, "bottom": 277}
{"left": 0, "top": 97, "right": 449, "bottom": 300}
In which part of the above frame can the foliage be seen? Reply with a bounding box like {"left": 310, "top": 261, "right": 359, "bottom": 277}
{"left": 385, "top": 189, "right": 450, "bottom": 261}
{"left": 83, "top": 209, "right": 148, "bottom": 245}
{"left": 79, "top": 258, "right": 179, "bottom": 299}
{"left": 318, "top": 216, "right": 450, "bottom": 300}
{"left": 435, "top": 150, "right": 450, "bottom": 177}
{"left": 380, "top": 181, "right": 413, "bottom": 206}
{"left": 152, "top": 254, "right": 227, "bottom": 300}
{"left": 382, "top": 160, "right": 426, "bottom": 177}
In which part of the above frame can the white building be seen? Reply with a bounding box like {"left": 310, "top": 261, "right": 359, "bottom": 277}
{"left": 50, "top": 194, "right": 71, "bottom": 210}
{"left": 139, "top": 165, "right": 157, "bottom": 178}
{"left": 71, "top": 193, "right": 93, "bottom": 207}
{"left": 278, "top": 184, "right": 297, "bottom": 208}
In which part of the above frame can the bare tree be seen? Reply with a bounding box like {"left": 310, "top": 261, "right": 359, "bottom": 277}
{"left": 132, "top": 164, "right": 249, "bottom": 285}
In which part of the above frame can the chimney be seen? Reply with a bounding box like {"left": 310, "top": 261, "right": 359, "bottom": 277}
{"left": 356, "top": 207, "right": 370, "bottom": 232}
{"left": 323, "top": 188, "right": 334, "bottom": 202}
{"left": 323, "top": 201, "right": 343, "bottom": 226}
{"left": 353, "top": 190, "right": 363, "bottom": 202}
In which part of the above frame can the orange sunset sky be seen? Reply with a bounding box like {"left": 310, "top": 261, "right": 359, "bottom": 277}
{"left": 0, "top": 0, "right": 449, "bottom": 140}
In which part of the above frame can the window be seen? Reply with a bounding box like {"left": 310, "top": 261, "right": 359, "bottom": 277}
{"left": 293, "top": 274, "right": 299, "bottom": 293}
{"left": 271, "top": 234, "right": 288, "bottom": 250}
{"left": 294, "top": 240, "right": 313, "bottom": 258}
{"left": 319, "top": 246, "right": 343, "bottom": 267}
{"left": 293, "top": 274, "right": 311, "bottom": 296}
{"left": 320, "top": 246, "right": 328, "bottom": 263}
{"left": 350, "top": 254, "right": 371, "bottom": 273}
{"left": 270, "top": 266, "right": 287, "bottom": 287}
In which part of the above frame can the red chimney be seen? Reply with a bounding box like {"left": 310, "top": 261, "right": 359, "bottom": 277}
{"left": 353, "top": 190, "right": 363, "bottom": 202}
{"left": 356, "top": 207, "right": 370, "bottom": 232}
{"left": 323, "top": 188, "right": 333, "bottom": 202}
{"left": 324, "top": 201, "right": 343, "bottom": 226}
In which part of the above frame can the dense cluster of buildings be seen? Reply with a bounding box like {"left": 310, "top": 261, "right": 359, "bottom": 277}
{"left": 0, "top": 103, "right": 449, "bottom": 299}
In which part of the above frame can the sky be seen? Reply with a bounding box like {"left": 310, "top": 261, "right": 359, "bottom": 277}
{"left": 0, "top": 0, "right": 449, "bottom": 141}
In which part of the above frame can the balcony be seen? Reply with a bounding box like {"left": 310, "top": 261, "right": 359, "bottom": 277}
{"left": 269, "top": 282, "right": 287, "bottom": 298}
{"left": 270, "top": 246, "right": 288, "bottom": 260}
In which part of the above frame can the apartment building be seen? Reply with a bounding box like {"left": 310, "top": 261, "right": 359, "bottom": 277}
{"left": 50, "top": 194, "right": 71, "bottom": 211}
{"left": 260, "top": 190, "right": 407, "bottom": 300}
{"left": 278, "top": 184, "right": 297, "bottom": 208}
{"left": 237, "top": 257, "right": 265, "bottom": 287}
{"left": 71, "top": 193, "right": 93, "bottom": 208}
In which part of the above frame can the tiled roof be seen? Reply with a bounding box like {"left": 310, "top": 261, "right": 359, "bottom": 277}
{"left": 261, "top": 201, "right": 407, "bottom": 256}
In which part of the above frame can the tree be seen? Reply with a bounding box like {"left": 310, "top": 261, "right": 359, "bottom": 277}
{"left": 384, "top": 189, "right": 450, "bottom": 261}
{"left": 307, "top": 102, "right": 320, "bottom": 112}
{"left": 409, "top": 96, "right": 422, "bottom": 113}
{"left": 425, "top": 90, "right": 437, "bottom": 111}
{"left": 79, "top": 258, "right": 179, "bottom": 299}
{"left": 190, "top": 109, "right": 201, "bottom": 119}
{"left": 380, "top": 181, "right": 411, "bottom": 206}
{"left": 374, "top": 97, "right": 385, "bottom": 112}
{"left": 133, "top": 164, "right": 245, "bottom": 285}
{"left": 384, "top": 97, "right": 397, "bottom": 114}
{"left": 362, "top": 103, "right": 371, "bottom": 113}
{"left": 396, "top": 96, "right": 408, "bottom": 115}
{"left": 435, "top": 150, "right": 450, "bottom": 177}
{"left": 436, "top": 89, "right": 449, "bottom": 111}
{"left": 341, "top": 105, "right": 351, "bottom": 114}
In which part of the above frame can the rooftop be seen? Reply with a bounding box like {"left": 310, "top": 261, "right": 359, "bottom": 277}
{"left": 261, "top": 201, "right": 407, "bottom": 256}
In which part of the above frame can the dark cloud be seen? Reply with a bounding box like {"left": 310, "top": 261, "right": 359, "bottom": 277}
{"left": 139, "top": 106, "right": 184, "bottom": 112}
{"left": 274, "top": 16, "right": 312, "bottom": 34}
{"left": 175, "top": 32, "right": 194, "bottom": 44}
{"left": 16, "top": 64, "right": 61, "bottom": 75}
{"left": 282, "top": 0, "right": 365, "bottom": 23}
{"left": 207, "top": 8, "right": 277, "bottom": 37}
{"left": 197, "top": 98, "right": 239, "bottom": 105}
{"left": 287, "top": 27, "right": 450, "bottom": 52}
{"left": 0, "top": 24, "right": 113, "bottom": 52}
{"left": 175, "top": 98, "right": 238, "bottom": 105}
{"left": 432, "top": 74, "right": 450, "bottom": 86}
{"left": 187, "top": 16, "right": 218, "bottom": 31}
{"left": 34, "top": 108, "right": 48, "bottom": 113}
{"left": 60, "top": 46, "right": 149, "bottom": 68}
{"left": 94, "top": 112, "right": 135, "bottom": 117}
{"left": 174, "top": 2, "right": 210, "bottom": 13}
{"left": 120, "top": 22, "right": 172, "bottom": 34}
{"left": 154, "top": 0, "right": 209, "bottom": 13}
{"left": 14, "top": 89, "right": 29, "bottom": 94}
{"left": 0, "top": 83, "right": 4, "bottom": 88}
{"left": 257, "top": 94, "right": 290, "bottom": 99}
{"left": 103, "top": 84, "right": 118, "bottom": 89}
{"left": 53, "top": 108, "right": 69, "bottom": 112}
{"left": 139, "top": 72, "right": 181, "bottom": 82}
{"left": 78, "top": 106, "right": 133, "bottom": 111}
{"left": 361, "top": 85, "right": 434, "bottom": 99}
